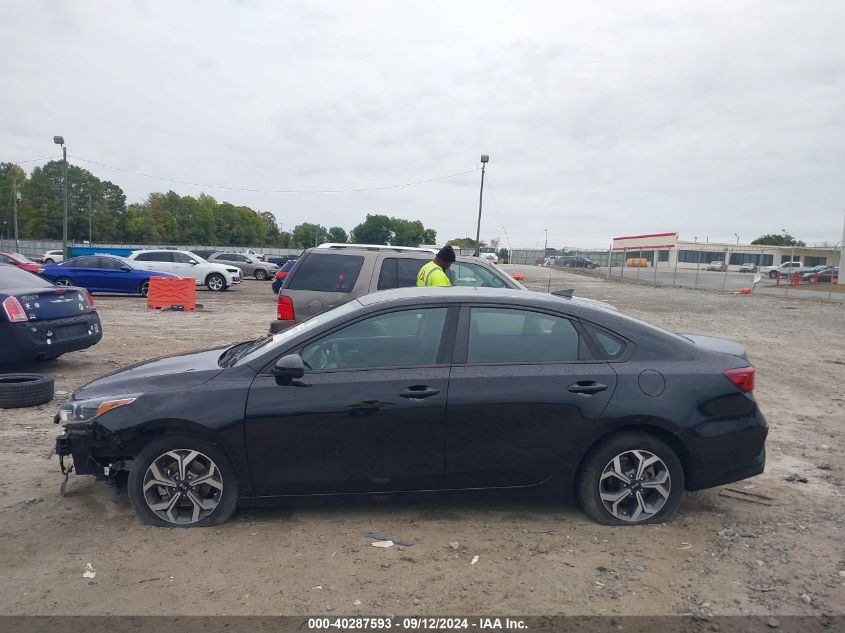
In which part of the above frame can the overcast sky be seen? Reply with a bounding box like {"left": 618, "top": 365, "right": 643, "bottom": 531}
{"left": 3, "top": 0, "right": 844, "bottom": 249}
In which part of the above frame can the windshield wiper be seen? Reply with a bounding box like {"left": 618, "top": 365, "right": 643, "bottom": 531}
{"left": 227, "top": 336, "right": 273, "bottom": 366}
{"left": 217, "top": 341, "right": 255, "bottom": 367}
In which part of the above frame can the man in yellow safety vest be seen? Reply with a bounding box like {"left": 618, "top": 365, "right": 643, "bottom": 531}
{"left": 417, "top": 245, "right": 455, "bottom": 287}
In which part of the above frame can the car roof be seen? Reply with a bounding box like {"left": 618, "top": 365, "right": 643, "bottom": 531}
{"left": 356, "top": 286, "right": 614, "bottom": 314}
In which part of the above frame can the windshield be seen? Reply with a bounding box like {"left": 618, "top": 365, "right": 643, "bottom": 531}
{"left": 233, "top": 300, "right": 364, "bottom": 366}
{"left": 490, "top": 263, "right": 527, "bottom": 290}
{"left": 10, "top": 253, "right": 33, "bottom": 262}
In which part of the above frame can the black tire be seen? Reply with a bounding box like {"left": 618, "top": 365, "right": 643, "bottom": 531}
{"left": 254, "top": 269, "right": 268, "bottom": 281}
{"left": 127, "top": 434, "right": 238, "bottom": 528}
{"left": 576, "top": 431, "right": 684, "bottom": 526}
{"left": 140, "top": 280, "right": 150, "bottom": 297}
{"left": 205, "top": 273, "right": 227, "bottom": 292}
{"left": 44, "top": 258, "right": 54, "bottom": 264}
{"left": 0, "top": 374, "right": 55, "bottom": 408}
{"left": 55, "top": 277, "right": 74, "bottom": 287}
{"left": 769, "top": 271, "right": 777, "bottom": 279}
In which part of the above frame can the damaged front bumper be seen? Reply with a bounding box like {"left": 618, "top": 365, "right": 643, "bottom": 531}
{"left": 54, "top": 420, "right": 123, "bottom": 478}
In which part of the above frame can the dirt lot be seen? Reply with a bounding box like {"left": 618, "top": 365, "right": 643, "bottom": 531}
{"left": 0, "top": 269, "right": 843, "bottom": 617}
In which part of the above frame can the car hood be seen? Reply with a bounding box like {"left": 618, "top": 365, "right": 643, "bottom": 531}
{"left": 73, "top": 346, "right": 227, "bottom": 400}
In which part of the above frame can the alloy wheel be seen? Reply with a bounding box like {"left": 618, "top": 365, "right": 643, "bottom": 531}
{"left": 142, "top": 449, "right": 223, "bottom": 525}
{"left": 55, "top": 278, "right": 72, "bottom": 286}
{"left": 598, "top": 449, "right": 671, "bottom": 522}
{"left": 207, "top": 275, "right": 224, "bottom": 291}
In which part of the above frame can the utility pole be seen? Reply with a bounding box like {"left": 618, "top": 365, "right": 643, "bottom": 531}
{"left": 12, "top": 176, "right": 19, "bottom": 251}
{"left": 53, "top": 136, "right": 68, "bottom": 256}
{"left": 544, "top": 228, "right": 548, "bottom": 254}
{"left": 474, "top": 155, "right": 489, "bottom": 257}
{"left": 839, "top": 211, "right": 845, "bottom": 285}
{"left": 88, "top": 193, "right": 92, "bottom": 243}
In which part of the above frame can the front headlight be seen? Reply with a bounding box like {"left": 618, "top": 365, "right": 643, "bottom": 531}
{"left": 58, "top": 395, "right": 139, "bottom": 424}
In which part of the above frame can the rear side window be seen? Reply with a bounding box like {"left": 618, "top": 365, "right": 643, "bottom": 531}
{"left": 288, "top": 254, "right": 364, "bottom": 293}
{"left": 377, "top": 257, "right": 426, "bottom": 290}
{"left": 64, "top": 257, "right": 97, "bottom": 268}
{"left": 584, "top": 323, "right": 626, "bottom": 359}
{"left": 135, "top": 252, "right": 173, "bottom": 262}
{"left": 467, "top": 308, "right": 580, "bottom": 363}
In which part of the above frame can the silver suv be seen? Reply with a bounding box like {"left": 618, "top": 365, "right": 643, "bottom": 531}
{"left": 207, "top": 252, "right": 278, "bottom": 280}
{"left": 270, "top": 244, "right": 525, "bottom": 333}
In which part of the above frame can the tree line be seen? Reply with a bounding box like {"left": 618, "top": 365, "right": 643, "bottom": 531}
{"left": 0, "top": 161, "right": 436, "bottom": 249}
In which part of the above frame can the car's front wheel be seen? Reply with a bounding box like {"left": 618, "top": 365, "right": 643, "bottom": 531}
{"left": 44, "top": 258, "right": 54, "bottom": 264}
{"left": 55, "top": 277, "right": 73, "bottom": 286}
{"left": 254, "top": 269, "right": 268, "bottom": 281}
{"left": 769, "top": 271, "right": 777, "bottom": 279}
{"left": 206, "top": 273, "right": 226, "bottom": 291}
{"left": 127, "top": 435, "right": 238, "bottom": 527}
{"left": 576, "top": 431, "right": 684, "bottom": 526}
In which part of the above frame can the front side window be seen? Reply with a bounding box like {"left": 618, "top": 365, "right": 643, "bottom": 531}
{"left": 449, "top": 262, "right": 507, "bottom": 288}
{"left": 301, "top": 308, "right": 448, "bottom": 370}
{"left": 467, "top": 307, "right": 580, "bottom": 364}
{"left": 99, "top": 257, "right": 127, "bottom": 270}
{"left": 288, "top": 254, "right": 364, "bottom": 293}
{"left": 173, "top": 252, "right": 195, "bottom": 263}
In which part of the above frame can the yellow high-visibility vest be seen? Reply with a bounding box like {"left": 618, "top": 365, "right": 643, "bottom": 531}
{"left": 416, "top": 261, "right": 451, "bottom": 287}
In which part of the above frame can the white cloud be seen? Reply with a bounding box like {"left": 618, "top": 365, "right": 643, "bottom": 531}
{"left": 2, "top": 0, "right": 843, "bottom": 248}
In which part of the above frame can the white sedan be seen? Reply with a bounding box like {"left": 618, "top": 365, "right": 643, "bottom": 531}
{"left": 127, "top": 249, "right": 243, "bottom": 291}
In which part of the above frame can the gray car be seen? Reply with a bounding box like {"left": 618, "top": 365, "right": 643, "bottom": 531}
{"left": 208, "top": 252, "right": 278, "bottom": 280}
{"left": 270, "top": 244, "right": 526, "bottom": 333}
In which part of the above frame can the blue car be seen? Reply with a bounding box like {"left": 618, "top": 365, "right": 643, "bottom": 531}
{"left": 41, "top": 255, "right": 177, "bottom": 296}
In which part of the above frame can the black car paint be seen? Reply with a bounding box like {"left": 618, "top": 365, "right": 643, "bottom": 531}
{"left": 56, "top": 287, "right": 766, "bottom": 505}
{"left": 0, "top": 264, "right": 102, "bottom": 364}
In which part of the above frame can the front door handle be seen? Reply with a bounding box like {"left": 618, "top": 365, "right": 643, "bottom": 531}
{"left": 399, "top": 385, "right": 441, "bottom": 399}
{"left": 567, "top": 381, "right": 608, "bottom": 395}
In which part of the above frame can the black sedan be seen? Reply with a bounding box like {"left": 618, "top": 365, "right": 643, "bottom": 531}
{"left": 55, "top": 287, "right": 766, "bottom": 527}
{"left": 1, "top": 263, "right": 102, "bottom": 364}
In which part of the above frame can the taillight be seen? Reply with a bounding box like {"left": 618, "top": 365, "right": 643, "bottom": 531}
{"left": 277, "top": 294, "right": 295, "bottom": 321}
{"left": 723, "top": 367, "right": 755, "bottom": 393}
{"left": 84, "top": 290, "right": 95, "bottom": 309}
{"left": 2, "top": 297, "right": 28, "bottom": 323}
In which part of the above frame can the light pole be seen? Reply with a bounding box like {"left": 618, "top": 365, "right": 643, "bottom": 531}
{"left": 474, "top": 155, "right": 489, "bottom": 257}
{"left": 734, "top": 233, "right": 739, "bottom": 245}
{"left": 12, "top": 176, "right": 20, "bottom": 251}
{"left": 53, "top": 136, "right": 68, "bottom": 256}
{"left": 544, "top": 228, "right": 548, "bottom": 254}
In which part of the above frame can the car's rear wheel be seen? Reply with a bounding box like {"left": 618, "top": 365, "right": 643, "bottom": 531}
{"left": 254, "top": 269, "right": 268, "bottom": 281}
{"left": 769, "top": 271, "right": 777, "bottom": 279}
{"left": 206, "top": 273, "right": 226, "bottom": 291}
{"left": 44, "top": 258, "right": 54, "bottom": 264}
{"left": 127, "top": 435, "right": 238, "bottom": 527}
{"left": 576, "top": 431, "right": 684, "bottom": 526}
{"left": 140, "top": 280, "right": 150, "bottom": 296}
{"left": 55, "top": 277, "right": 73, "bottom": 286}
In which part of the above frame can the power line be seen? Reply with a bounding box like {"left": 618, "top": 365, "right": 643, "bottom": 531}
{"left": 483, "top": 175, "right": 514, "bottom": 255}
{"left": 10, "top": 155, "right": 63, "bottom": 164}
{"left": 69, "top": 155, "right": 480, "bottom": 194}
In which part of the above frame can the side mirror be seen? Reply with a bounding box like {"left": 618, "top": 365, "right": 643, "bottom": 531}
{"left": 120, "top": 265, "right": 131, "bottom": 272}
{"left": 187, "top": 259, "right": 198, "bottom": 265}
{"left": 272, "top": 353, "right": 304, "bottom": 380}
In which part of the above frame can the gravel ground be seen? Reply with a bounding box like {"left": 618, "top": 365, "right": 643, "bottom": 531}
{"left": 0, "top": 269, "right": 843, "bottom": 617}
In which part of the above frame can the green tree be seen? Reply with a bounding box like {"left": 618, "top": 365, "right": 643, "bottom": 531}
{"left": 291, "top": 222, "right": 328, "bottom": 249}
{"left": 751, "top": 233, "right": 806, "bottom": 247}
{"left": 350, "top": 214, "right": 437, "bottom": 247}
{"left": 350, "top": 214, "right": 393, "bottom": 245}
{"left": 327, "top": 226, "right": 348, "bottom": 243}
{"left": 449, "top": 236, "right": 483, "bottom": 250}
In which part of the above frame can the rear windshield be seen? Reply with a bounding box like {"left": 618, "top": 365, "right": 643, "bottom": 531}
{"left": 0, "top": 265, "right": 53, "bottom": 289}
{"left": 287, "top": 253, "right": 364, "bottom": 293}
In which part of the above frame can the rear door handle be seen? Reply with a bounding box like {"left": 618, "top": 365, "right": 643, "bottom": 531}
{"left": 567, "top": 381, "right": 608, "bottom": 395}
{"left": 399, "top": 385, "right": 441, "bottom": 399}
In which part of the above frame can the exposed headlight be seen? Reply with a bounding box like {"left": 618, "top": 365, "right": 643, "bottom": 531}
{"left": 58, "top": 395, "right": 139, "bottom": 424}
{"left": 226, "top": 268, "right": 239, "bottom": 273}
